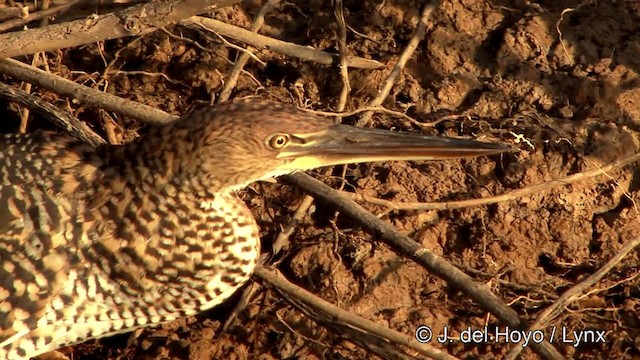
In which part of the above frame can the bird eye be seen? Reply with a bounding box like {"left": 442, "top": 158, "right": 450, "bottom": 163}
{"left": 267, "top": 134, "right": 290, "bottom": 149}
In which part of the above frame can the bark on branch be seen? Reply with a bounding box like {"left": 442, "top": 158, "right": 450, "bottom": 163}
{"left": 0, "top": 0, "right": 242, "bottom": 58}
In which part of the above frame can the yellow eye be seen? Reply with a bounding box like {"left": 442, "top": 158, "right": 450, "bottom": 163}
{"left": 267, "top": 134, "right": 290, "bottom": 149}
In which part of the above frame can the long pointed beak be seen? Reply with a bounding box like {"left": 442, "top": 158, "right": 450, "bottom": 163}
{"left": 278, "top": 124, "right": 515, "bottom": 170}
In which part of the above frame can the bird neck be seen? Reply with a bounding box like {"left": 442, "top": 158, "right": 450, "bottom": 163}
{"left": 98, "top": 126, "right": 243, "bottom": 198}
{"left": 81, "top": 142, "right": 261, "bottom": 315}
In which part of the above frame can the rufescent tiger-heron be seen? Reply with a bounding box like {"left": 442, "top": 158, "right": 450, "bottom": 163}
{"left": 0, "top": 99, "right": 512, "bottom": 359}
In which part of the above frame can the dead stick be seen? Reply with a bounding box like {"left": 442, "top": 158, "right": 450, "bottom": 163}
{"left": 254, "top": 266, "right": 458, "bottom": 360}
{"left": 345, "top": 151, "right": 640, "bottom": 210}
{"left": 0, "top": 0, "right": 80, "bottom": 33}
{"left": 0, "top": 81, "right": 105, "bottom": 146}
{"left": 0, "top": 58, "right": 177, "bottom": 124}
{"left": 358, "top": 1, "right": 437, "bottom": 126}
{"left": 217, "top": 0, "right": 277, "bottom": 103}
{"left": 180, "top": 16, "right": 384, "bottom": 70}
{"left": 0, "top": 0, "right": 241, "bottom": 58}
{"left": 19, "top": 1, "right": 54, "bottom": 133}
{"left": 333, "top": 0, "right": 351, "bottom": 111}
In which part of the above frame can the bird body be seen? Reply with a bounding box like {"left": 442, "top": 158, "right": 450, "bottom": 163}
{"left": 0, "top": 100, "right": 511, "bottom": 359}
{"left": 0, "top": 130, "right": 261, "bottom": 359}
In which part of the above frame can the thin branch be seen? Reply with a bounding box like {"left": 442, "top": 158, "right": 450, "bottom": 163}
{"left": 180, "top": 16, "right": 384, "bottom": 70}
{"left": 0, "top": 58, "right": 177, "bottom": 124}
{"left": 0, "top": 0, "right": 80, "bottom": 33}
{"left": 217, "top": 0, "right": 277, "bottom": 102}
{"left": 19, "top": 0, "right": 54, "bottom": 133}
{"left": 358, "top": 1, "right": 438, "bottom": 126}
{"left": 0, "top": 81, "right": 105, "bottom": 146}
{"left": 0, "top": 0, "right": 242, "bottom": 58}
{"left": 254, "top": 266, "right": 458, "bottom": 360}
{"left": 300, "top": 104, "right": 437, "bottom": 128}
{"left": 333, "top": 0, "right": 351, "bottom": 111}
{"left": 346, "top": 151, "right": 640, "bottom": 211}
{"left": 272, "top": 194, "right": 314, "bottom": 254}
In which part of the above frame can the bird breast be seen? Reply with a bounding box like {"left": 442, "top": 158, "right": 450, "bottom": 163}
{"left": 197, "top": 193, "right": 261, "bottom": 310}
{"left": 83, "top": 189, "right": 262, "bottom": 312}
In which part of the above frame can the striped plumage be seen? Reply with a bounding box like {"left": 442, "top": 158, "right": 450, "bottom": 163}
{"left": 0, "top": 99, "right": 511, "bottom": 359}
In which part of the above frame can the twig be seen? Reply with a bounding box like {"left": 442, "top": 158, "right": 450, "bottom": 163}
{"left": 358, "top": 1, "right": 438, "bottom": 126}
{"left": 19, "top": 1, "right": 54, "bottom": 133}
{"left": 254, "top": 266, "right": 458, "bottom": 360}
{"left": 98, "top": 109, "right": 120, "bottom": 145}
{"left": 504, "top": 234, "right": 640, "bottom": 360}
{"left": 111, "top": 70, "right": 190, "bottom": 88}
{"left": 0, "top": 0, "right": 80, "bottom": 33}
{"left": 282, "top": 172, "right": 564, "bottom": 360}
{"left": 272, "top": 195, "right": 315, "bottom": 254}
{"left": 18, "top": 53, "right": 37, "bottom": 133}
{"left": 556, "top": 9, "right": 574, "bottom": 65}
{"left": 333, "top": 0, "right": 351, "bottom": 111}
{"left": 0, "top": 0, "right": 242, "bottom": 58}
{"left": 218, "top": 0, "right": 277, "bottom": 102}
{"left": 346, "top": 23, "right": 383, "bottom": 46}
{"left": 180, "top": 16, "right": 384, "bottom": 70}
{"left": 0, "top": 58, "right": 177, "bottom": 124}
{"left": 299, "top": 105, "right": 437, "bottom": 129}
{"left": 0, "top": 81, "right": 105, "bottom": 146}
{"left": 211, "top": 32, "right": 267, "bottom": 66}
{"left": 345, "top": 151, "right": 640, "bottom": 211}
{"left": 555, "top": 1, "right": 600, "bottom": 68}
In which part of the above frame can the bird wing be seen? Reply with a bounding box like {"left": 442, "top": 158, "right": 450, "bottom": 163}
{"left": 0, "top": 132, "right": 85, "bottom": 350}
{"left": 0, "top": 185, "right": 72, "bottom": 348}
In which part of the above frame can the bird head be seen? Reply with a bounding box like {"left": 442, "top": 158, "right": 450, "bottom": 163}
{"left": 132, "top": 100, "right": 513, "bottom": 195}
